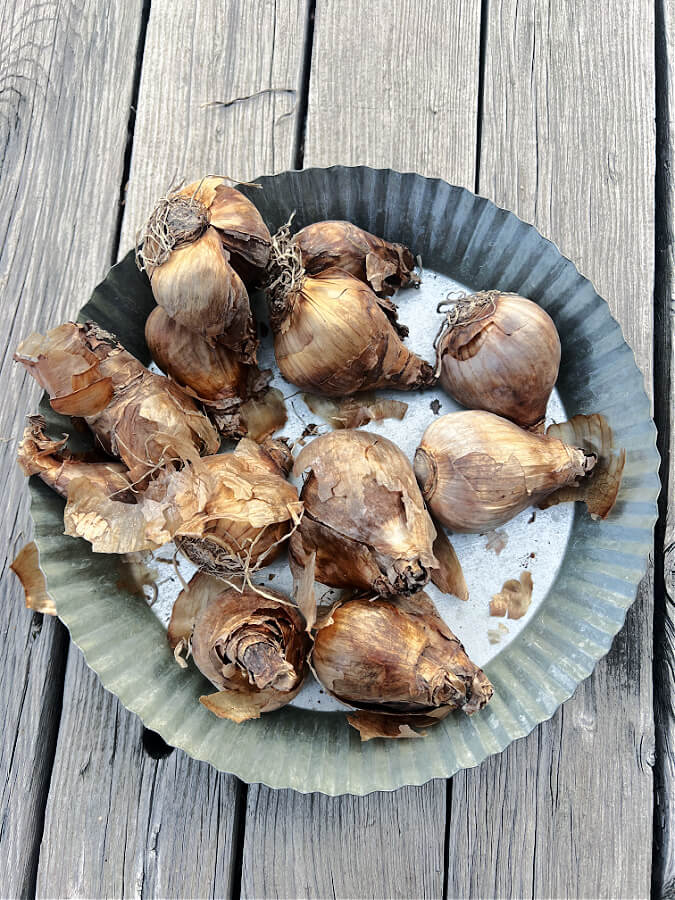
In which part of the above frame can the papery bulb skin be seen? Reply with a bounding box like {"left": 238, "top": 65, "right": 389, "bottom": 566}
{"left": 312, "top": 593, "right": 492, "bottom": 717}
{"left": 414, "top": 410, "right": 592, "bottom": 532}
{"left": 270, "top": 267, "right": 434, "bottom": 395}
{"left": 290, "top": 429, "right": 437, "bottom": 595}
{"left": 191, "top": 586, "right": 308, "bottom": 697}
{"left": 14, "top": 321, "right": 219, "bottom": 481}
{"left": 294, "top": 220, "right": 418, "bottom": 297}
{"left": 435, "top": 292, "right": 561, "bottom": 429}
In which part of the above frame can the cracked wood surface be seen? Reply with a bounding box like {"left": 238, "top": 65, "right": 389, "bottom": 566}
{"left": 1, "top": 0, "right": 664, "bottom": 897}
{"left": 0, "top": 1, "right": 145, "bottom": 896}
{"left": 447, "top": 3, "right": 656, "bottom": 897}
{"left": 34, "top": 2, "right": 308, "bottom": 897}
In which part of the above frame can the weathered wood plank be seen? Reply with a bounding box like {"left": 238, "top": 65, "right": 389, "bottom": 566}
{"left": 303, "top": 0, "right": 481, "bottom": 177}
{"left": 37, "top": 2, "right": 309, "bottom": 896}
{"left": 241, "top": 2, "right": 481, "bottom": 898}
{"left": 36, "top": 647, "right": 245, "bottom": 899}
{"left": 242, "top": 783, "right": 447, "bottom": 900}
{"left": 0, "top": 1, "right": 145, "bottom": 895}
{"left": 653, "top": 0, "right": 675, "bottom": 895}
{"left": 119, "top": 0, "right": 309, "bottom": 252}
{"left": 447, "top": 3, "right": 656, "bottom": 898}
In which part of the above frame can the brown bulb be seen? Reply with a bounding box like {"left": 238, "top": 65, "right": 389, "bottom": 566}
{"left": 265, "top": 226, "right": 434, "bottom": 396}
{"left": 14, "top": 321, "right": 219, "bottom": 482}
{"left": 290, "top": 429, "right": 437, "bottom": 595}
{"left": 435, "top": 291, "right": 561, "bottom": 429}
{"left": 169, "top": 573, "right": 310, "bottom": 723}
{"left": 414, "top": 410, "right": 594, "bottom": 532}
{"left": 294, "top": 220, "right": 418, "bottom": 297}
{"left": 137, "top": 177, "right": 270, "bottom": 355}
{"left": 311, "top": 593, "right": 492, "bottom": 739}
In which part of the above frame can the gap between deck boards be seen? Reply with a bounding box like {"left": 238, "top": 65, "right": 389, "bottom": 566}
{"left": 653, "top": 0, "right": 675, "bottom": 895}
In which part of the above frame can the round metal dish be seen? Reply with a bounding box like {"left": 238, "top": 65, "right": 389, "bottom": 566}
{"left": 28, "top": 166, "right": 659, "bottom": 795}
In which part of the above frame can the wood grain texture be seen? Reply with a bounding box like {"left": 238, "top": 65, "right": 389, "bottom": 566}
{"left": 37, "top": 2, "right": 309, "bottom": 897}
{"left": 654, "top": 0, "right": 675, "bottom": 895}
{"left": 36, "top": 648, "right": 244, "bottom": 899}
{"left": 242, "top": 782, "right": 447, "bottom": 900}
{"left": 241, "top": 3, "right": 481, "bottom": 899}
{"left": 447, "top": 3, "right": 656, "bottom": 898}
{"left": 119, "top": 0, "right": 310, "bottom": 253}
{"left": 304, "top": 0, "right": 482, "bottom": 185}
{"left": 0, "top": 1, "right": 144, "bottom": 895}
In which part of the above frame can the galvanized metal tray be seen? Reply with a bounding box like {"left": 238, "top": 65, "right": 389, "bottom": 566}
{"left": 28, "top": 166, "right": 659, "bottom": 795}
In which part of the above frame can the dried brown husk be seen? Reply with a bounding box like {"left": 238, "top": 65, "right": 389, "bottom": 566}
{"left": 294, "top": 220, "right": 419, "bottom": 297}
{"left": 311, "top": 592, "right": 493, "bottom": 739}
{"left": 435, "top": 291, "right": 561, "bottom": 430}
{"left": 136, "top": 177, "right": 270, "bottom": 347}
{"left": 144, "top": 305, "right": 277, "bottom": 437}
{"left": 14, "top": 324, "right": 114, "bottom": 416}
{"left": 17, "top": 415, "right": 134, "bottom": 500}
{"left": 266, "top": 229, "right": 434, "bottom": 395}
{"left": 489, "top": 571, "right": 533, "bottom": 619}
{"left": 290, "top": 430, "right": 437, "bottom": 595}
{"left": 15, "top": 322, "right": 220, "bottom": 481}
{"left": 538, "top": 414, "right": 625, "bottom": 519}
{"left": 64, "top": 437, "right": 302, "bottom": 568}
{"left": 303, "top": 392, "right": 408, "bottom": 429}
{"left": 429, "top": 522, "right": 469, "bottom": 601}
{"left": 237, "top": 387, "right": 288, "bottom": 442}
{"left": 10, "top": 541, "right": 57, "bottom": 616}
{"left": 170, "top": 573, "right": 310, "bottom": 722}
{"left": 414, "top": 410, "right": 596, "bottom": 532}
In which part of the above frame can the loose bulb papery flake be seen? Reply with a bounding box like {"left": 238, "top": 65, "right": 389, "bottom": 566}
{"left": 435, "top": 291, "right": 561, "bottom": 429}
{"left": 290, "top": 429, "right": 438, "bottom": 596}
{"left": 294, "top": 220, "right": 419, "bottom": 297}
{"left": 311, "top": 592, "right": 493, "bottom": 739}
{"left": 169, "top": 572, "right": 310, "bottom": 722}
{"left": 415, "top": 409, "right": 595, "bottom": 532}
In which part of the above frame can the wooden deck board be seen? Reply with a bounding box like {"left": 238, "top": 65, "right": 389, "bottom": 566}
{"left": 0, "top": 1, "right": 145, "bottom": 895}
{"left": 447, "top": 3, "right": 656, "bottom": 898}
{"left": 35, "top": 2, "right": 309, "bottom": 897}
{"left": 654, "top": 0, "right": 675, "bottom": 896}
{"left": 240, "top": 2, "right": 482, "bottom": 897}
{"left": 1, "top": 1, "right": 662, "bottom": 896}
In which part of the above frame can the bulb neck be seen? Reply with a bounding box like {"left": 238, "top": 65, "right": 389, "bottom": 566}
{"left": 414, "top": 447, "right": 437, "bottom": 500}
